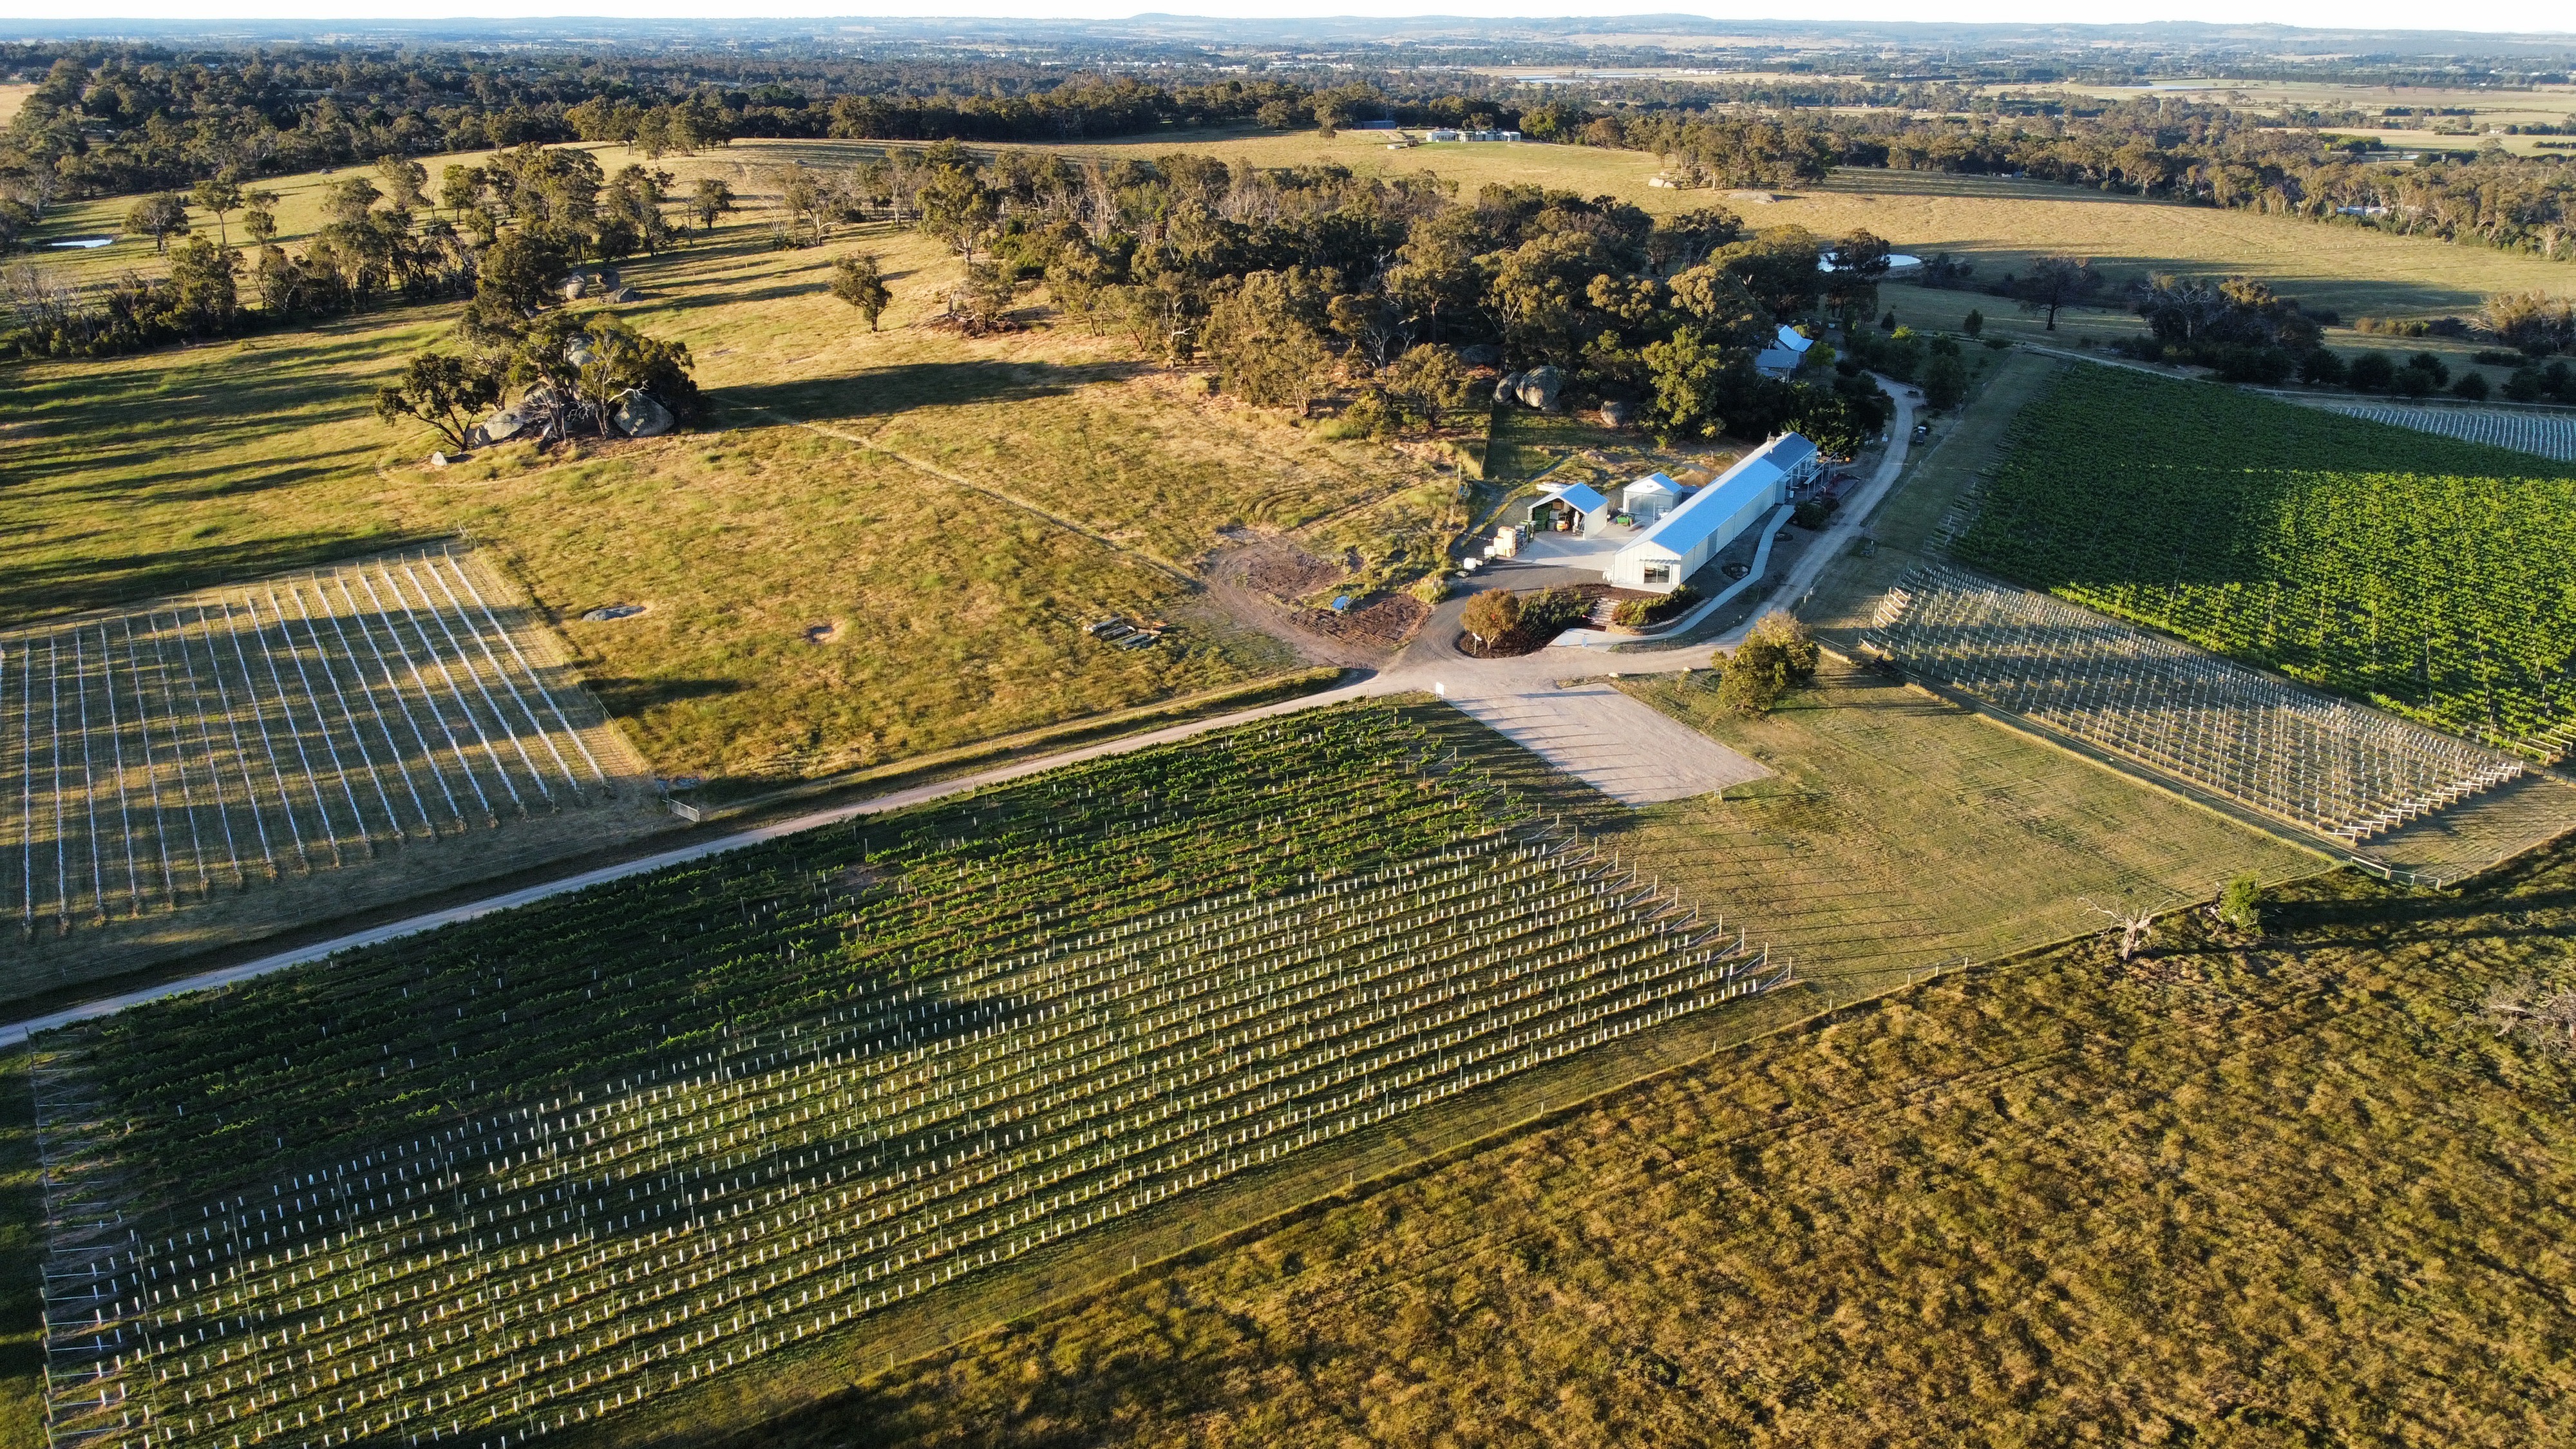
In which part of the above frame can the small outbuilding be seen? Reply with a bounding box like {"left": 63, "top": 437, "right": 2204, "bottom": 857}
{"left": 1754, "top": 324, "right": 1815, "bottom": 379}
{"left": 1620, "top": 472, "right": 1683, "bottom": 524}
{"left": 1609, "top": 433, "right": 1821, "bottom": 592}
{"left": 1528, "top": 481, "right": 1612, "bottom": 536}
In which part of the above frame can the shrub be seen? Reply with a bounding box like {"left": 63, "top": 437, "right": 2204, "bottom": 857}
{"left": 2212, "top": 345, "right": 2297, "bottom": 384}
{"left": 2217, "top": 873, "right": 2264, "bottom": 933}
{"left": 1610, "top": 585, "right": 1698, "bottom": 629}
{"left": 1793, "top": 499, "right": 1831, "bottom": 529}
{"left": 1460, "top": 587, "right": 1518, "bottom": 648}
{"left": 1519, "top": 585, "right": 1591, "bottom": 635}
{"left": 2452, "top": 372, "right": 2491, "bottom": 401}
{"left": 1463, "top": 584, "right": 1589, "bottom": 650}
{"left": 2347, "top": 352, "right": 2396, "bottom": 391}
{"left": 1716, "top": 611, "right": 1819, "bottom": 715}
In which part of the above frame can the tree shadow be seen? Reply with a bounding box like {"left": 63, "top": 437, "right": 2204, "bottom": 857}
{"left": 0, "top": 531, "right": 450, "bottom": 629}
{"left": 714, "top": 358, "right": 1148, "bottom": 425}
{"left": 587, "top": 676, "right": 750, "bottom": 715}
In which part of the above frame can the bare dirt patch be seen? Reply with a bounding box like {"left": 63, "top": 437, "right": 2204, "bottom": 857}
{"left": 1302, "top": 592, "right": 1428, "bottom": 649}
{"left": 1216, "top": 531, "right": 1345, "bottom": 600}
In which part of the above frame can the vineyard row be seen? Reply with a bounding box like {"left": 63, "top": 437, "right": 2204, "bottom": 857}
{"left": 1866, "top": 564, "right": 2526, "bottom": 841}
{"left": 39, "top": 825, "right": 1783, "bottom": 1449}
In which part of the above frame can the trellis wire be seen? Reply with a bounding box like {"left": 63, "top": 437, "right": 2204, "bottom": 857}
{"left": 2305, "top": 400, "right": 2576, "bottom": 464}
{"left": 32, "top": 716, "right": 1788, "bottom": 1449}
{"left": 0, "top": 551, "right": 625, "bottom": 943}
{"left": 1866, "top": 563, "right": 2524, "bottom": 840}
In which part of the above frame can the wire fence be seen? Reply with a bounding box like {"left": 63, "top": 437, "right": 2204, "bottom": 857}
{"left": 2300, "top": 400, "right": 2576, "bottom": 463}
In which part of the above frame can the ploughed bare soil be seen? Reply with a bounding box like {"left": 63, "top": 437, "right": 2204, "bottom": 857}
{"left": 1302, "top": 593, "right": 1429, "bottom": 649}
{"left": 1204, "top": 530, "right": 1430, "bottom": 665}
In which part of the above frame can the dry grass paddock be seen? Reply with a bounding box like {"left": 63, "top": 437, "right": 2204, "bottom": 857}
{"left": 0, "top": 546, "right": 668, "bottom": 1001}
{"left": 2, "top": 185, "right": 1466, "bottom": 791}
{"left": 679, "top": 837, "right": 2576, "bottom": 1449}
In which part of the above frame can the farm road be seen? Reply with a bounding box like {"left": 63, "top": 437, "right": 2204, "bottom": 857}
{"left": 1, "top": 383, "right": 1920, "bottom": 1042}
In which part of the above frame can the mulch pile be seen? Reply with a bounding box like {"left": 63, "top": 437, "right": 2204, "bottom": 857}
{"left": 1303, "top": 594, "right": 1429, "bottom": 649}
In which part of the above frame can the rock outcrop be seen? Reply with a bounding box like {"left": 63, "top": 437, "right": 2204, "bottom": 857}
{"left": 614, "top": 390, "right": 675, "bottom": 439}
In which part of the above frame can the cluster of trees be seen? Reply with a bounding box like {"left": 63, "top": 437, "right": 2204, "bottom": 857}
{"left": 377, "top": 307, "right": 699, "bottom": 448}
{"left": 3, "top": 145, "right": 723, "bottom": 359}
{"left": 2485, "top": 291, "right": 2576, "bottom": 357}
{"left": 803, "top": 147, "right": 1890, "bottom": 448}
{"left": 0, "top": 42, "right": 1517, "bottom": 233}
{"left": 0, "top": 46, "right": 1318, "bottom": 227}
{"left": 1560, "top": 95, "right": 2576, "bottom": 265}
{"left": 12, "top": 37, "right": 2575, "bottom": 282}
{"left": 374, "top": 177, "right": 704, "bottom": 445}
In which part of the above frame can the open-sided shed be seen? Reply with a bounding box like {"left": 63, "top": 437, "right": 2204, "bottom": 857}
{"left": 1528, "top": 481, "right": 1613, "bottom": 536}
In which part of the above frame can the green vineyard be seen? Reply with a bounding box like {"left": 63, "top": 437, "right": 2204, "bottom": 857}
{"left": 32, "top": 702, "right": 1778, "bottom": 1449}
{"left": 1951, "top": 368, "right": 2576, "bottom": 760}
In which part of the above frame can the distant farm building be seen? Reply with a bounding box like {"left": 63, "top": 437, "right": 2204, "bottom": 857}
{"left": 1425, "top": 129, "right": 1522, "bottom": 143}
{"left": 1754, "top": 323, "right": 1815, "bottom": 379}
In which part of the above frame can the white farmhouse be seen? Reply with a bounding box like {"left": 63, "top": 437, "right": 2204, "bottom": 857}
{"left": 1608, "top": 433, "right": 1821, "bottom": 592}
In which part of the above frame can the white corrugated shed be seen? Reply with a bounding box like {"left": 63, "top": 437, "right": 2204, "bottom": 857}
{"left": 1608, "top": 434, "right": 1821, "bottom": 592}
{"left": 1622, "top": 472, "right": 1682, "bottom": 522}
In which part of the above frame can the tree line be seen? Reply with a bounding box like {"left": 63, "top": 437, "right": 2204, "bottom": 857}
{"left": 795, "top": 147, "right": 1892, "bottom": 451}
{"left": 0, "top": 43, "right": 1521, "bottom": 249}
{"left": 1564, "top": 95, "right": 2576, "bottom": 265}
{"left": 3, "top": 144, "right": 724, "bottom": 360}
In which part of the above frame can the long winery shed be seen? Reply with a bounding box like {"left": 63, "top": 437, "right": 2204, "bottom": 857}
{"left": 1607, "top": 433, "right": 1821, "bottom": 592}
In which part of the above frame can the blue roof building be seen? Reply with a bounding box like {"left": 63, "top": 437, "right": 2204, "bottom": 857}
{"left": 1608, "top": 434, "right": 1821, "bottom": 592}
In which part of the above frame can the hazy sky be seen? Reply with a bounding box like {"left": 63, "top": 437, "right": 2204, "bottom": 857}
{"left": 4, "top": 1, "right": 2570, "bottom": 35}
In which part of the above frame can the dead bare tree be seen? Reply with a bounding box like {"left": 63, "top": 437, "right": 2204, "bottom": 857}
{"left": 2482, "top": 978, "right": 2576, "bottom": 1052}
{"left": 2081, "top": 897, "right": 2159, "bottom": 961}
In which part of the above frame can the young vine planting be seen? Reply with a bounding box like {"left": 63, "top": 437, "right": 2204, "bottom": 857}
{"left": 1868, "top": 564, "right": 2528, "bottom": 842}
{"left": 2305, "top": 399, "right": 2576, "bottom": 464}
{"left": 0, "top": 546, "right": 633, "bottom": 958}
{"left": 32, "top": 703, "right": 1786, "bottom": 1449}
{"left": 1951, "top": 369, "right": 2576, "bottom": 761}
